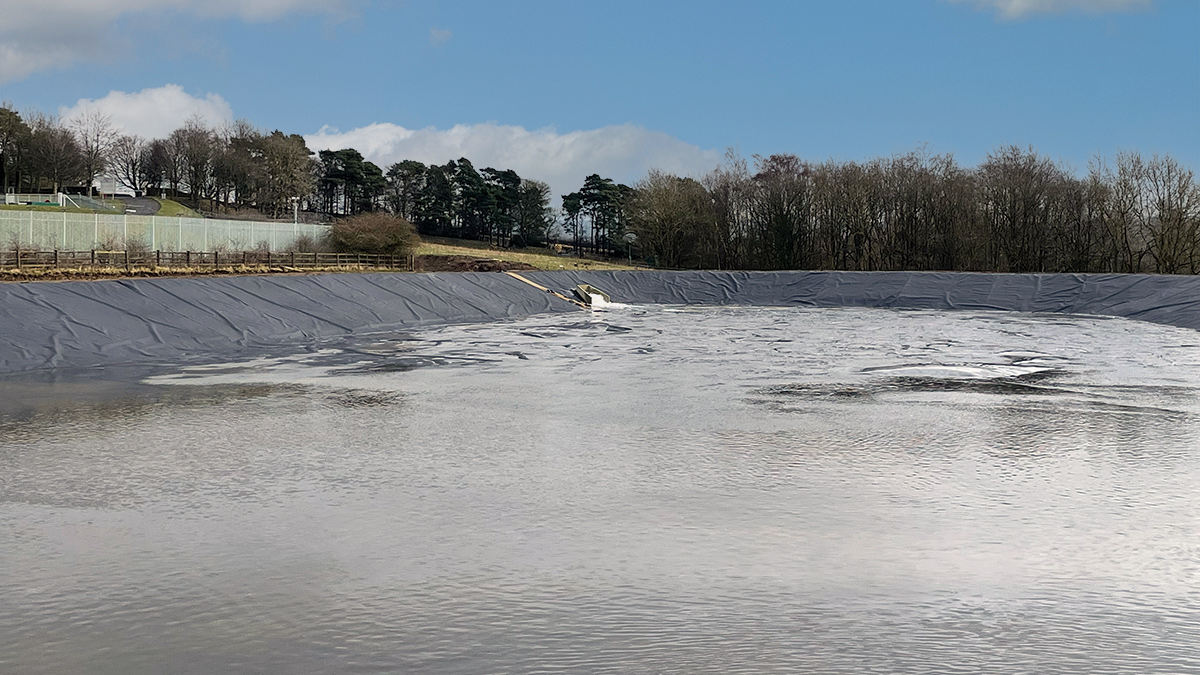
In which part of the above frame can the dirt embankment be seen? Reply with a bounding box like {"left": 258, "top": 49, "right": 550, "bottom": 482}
{"left": 0, "top": 257, "right": 536, "bottom": 282}
{"left": 414, "top": 255, "right": 536, "bottom": 272}
{"left": 0, "top": 264, "right": 405, "bottom": 283}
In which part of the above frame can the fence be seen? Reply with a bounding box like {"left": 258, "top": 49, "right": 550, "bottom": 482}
{"left": 0, "top": 211, "right": 329, "bottom": 252}
{"left": 3, "top": 193, "right": 117, "bottom": 210}
{"left": 5, "top": 193, "right": 64, "bottom": 206}
{"left": 0, "top": 249, "right": 414, "bottom": 272}
{"left": 62, "top": 195, "right": 119, "bottom": 211}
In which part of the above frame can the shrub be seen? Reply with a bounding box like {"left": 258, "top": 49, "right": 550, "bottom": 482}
{"left": 290, "top": 234, "right": 325, "bottom": 253}
{"left": 327, "top": 213, "right": 419, "bottom": 256}
{"left": 126, "top": 237, "right": 151, "bottom": 255}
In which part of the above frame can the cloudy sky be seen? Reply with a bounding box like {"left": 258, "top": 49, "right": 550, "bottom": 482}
{"left": 1, "top": 0, "right": 1196, "bottom": 198}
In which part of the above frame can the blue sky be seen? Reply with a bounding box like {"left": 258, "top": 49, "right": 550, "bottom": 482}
{"left": 1, "top": 0, "right": 1196, "bottom": 196}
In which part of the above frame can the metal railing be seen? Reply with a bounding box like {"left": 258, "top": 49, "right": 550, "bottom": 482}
{"left": 4, "top": 193, "right": 63, "bottom": 205}
{"left": 60, "top": 194, "right": 119, "bottom": 211}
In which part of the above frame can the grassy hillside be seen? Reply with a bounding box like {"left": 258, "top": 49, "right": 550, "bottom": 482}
{"left": 151, "top": 198, "right": 202, "bottom": 218}
{"left": 416, "top": 236, "right": 635, "bottom": 271}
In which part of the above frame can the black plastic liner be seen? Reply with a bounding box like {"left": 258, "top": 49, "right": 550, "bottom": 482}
{"left": 2, "top": 270, "right": 1198, "bottom": 374}
{"left": 527, "top": 270, "right": 1200, "bottom": 327}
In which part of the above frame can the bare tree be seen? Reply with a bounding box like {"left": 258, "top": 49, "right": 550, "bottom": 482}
{"left": 1143, "top": 155, "right": 1200, "bottom": 274}
{"left": 1091, "top": 152, "right": 1150, "bottom": 273}
{"left": 627, "top": 146, "right": 1196, "bottom": 276}
{"left": 749, "top": 154, "right": 814, "bottom": 269}
{"left": 109, "top": 135, "right": 150, "bottom": 194}
{"left": 177, "top": 116, "right": 219, "bottom": 207}
{"left": 1, "top": 104, "right": 33, "bottom": 193}
{"left": 218, "top": 119, "right": 261, "bottom": 211}
{"left": 628, "top": 170, "right": 713, "bottom": 268}
{"left": 811, "top": 159, "right": 887, "bottom": 271}
{"left": 25, "top": 112, "right": 83, "bottom": 194}
{"left": 259, "top": 130, "right": 316, "bottom": 218}
{"left": 70, "top": 108, "right": 116, "bottom": 197}
{"left": 158, "top": 130, "right": 188, "bottom": 198}
{"left": 514, "top": 178, "right": 555, "bottom": 246}
{"left": 703, "top": 150, "right": 754, "bottom": 269}
{"left": 978, "top": 146, "right": 1074, "bottom": 272}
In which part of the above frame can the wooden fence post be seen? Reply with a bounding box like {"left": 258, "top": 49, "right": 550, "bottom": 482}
{"left": 124, "top": 249, "right": 129, "bottom": 271}
{"left": 53, "top": 249, "right": 59, "bottom": 268}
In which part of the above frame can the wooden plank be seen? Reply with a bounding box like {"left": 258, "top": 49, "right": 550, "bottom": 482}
{"left": 503, "top": 271, "right": 589, "bottom": 309}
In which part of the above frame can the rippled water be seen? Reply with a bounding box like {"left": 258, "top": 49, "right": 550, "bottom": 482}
{"left": 2, "top": 306, "right": 1200, "bottom": 674}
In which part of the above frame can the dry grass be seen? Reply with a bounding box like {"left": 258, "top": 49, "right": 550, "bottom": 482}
{"left": 416, "top": 236, "right": 635, "bottom": 271}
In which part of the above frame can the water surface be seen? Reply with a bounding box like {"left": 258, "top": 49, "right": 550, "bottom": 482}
{"left": 2, "top": 306, "right": 1199, "bottom": 674}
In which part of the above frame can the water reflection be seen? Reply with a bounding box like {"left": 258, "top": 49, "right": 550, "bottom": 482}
{"left": 2, "top": 306, "right": 1199, "bottom": 674}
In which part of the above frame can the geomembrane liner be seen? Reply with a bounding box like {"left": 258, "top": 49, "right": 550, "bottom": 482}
{"left": 2, "top": 269, "right": 1199, "bottom": 373}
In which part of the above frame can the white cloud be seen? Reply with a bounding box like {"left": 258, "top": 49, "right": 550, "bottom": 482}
{"left": 429, "top": 28, "right": 453, "bottom": 46}
{"left": 59, "top": 85, "right": 234, "bottom": 139}
{"left": 53, "top": 85, "right": 722, "bottom": 198}
{"left": 0, "top": 0, "right": 357, "bottom": 82}
{"left": 306, "top": 122, "right": 722, "bottom": 203}
{"left": 951, "top": 0, "right": 1152, "bottom": 19}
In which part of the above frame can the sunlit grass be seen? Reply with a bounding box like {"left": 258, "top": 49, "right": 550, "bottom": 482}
{"left": 416, "top": 236, "right": 635, "bottom": 271}
{"left": 151, "top": 198, "right": 202, "bottom": 218}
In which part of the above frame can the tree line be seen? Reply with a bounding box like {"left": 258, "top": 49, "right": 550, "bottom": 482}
{"left": 329, "top": 153, "right": 557, "bottom": 247}
{"left": 627, "top": 148, "right": 1200, "bottom": 275}
{"left": 0, "top": 105, "right": 316, "bottom": 219}
{"left": 0, "top": 103, "right": 561, "bottom": 246}
{"left": 4, "top": 102, "right": 1197, "bottom": 274}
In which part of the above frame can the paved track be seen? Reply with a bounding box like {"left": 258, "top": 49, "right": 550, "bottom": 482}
{"left": 115, "top": 195, "right": 160, "bottom": 215}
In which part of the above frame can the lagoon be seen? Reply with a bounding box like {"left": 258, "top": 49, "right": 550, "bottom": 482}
{"left": 2, "top": 305, "right": 1198, "bottom": 674}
